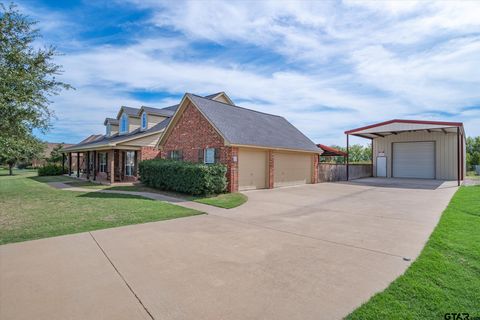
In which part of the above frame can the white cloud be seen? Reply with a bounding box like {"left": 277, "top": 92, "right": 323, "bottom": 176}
{"left": 29, "top": 0, "right": 480, "bottom": 144}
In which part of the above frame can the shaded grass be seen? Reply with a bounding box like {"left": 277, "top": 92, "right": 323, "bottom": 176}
{"left": 0, "top": 171, "right": 202, "bottom": 245}
{"left": 194, "top": 193, "right": 248, "bottom": 209}
{"left": 347, "top": 186, "right": 480, "bottom": 319}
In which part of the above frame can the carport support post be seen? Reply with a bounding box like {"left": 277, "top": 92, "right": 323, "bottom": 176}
{"left": 457, "top": 127, "right": 460, "bottom": 186}
{"left": 62, "top": 153, "right": 65, "bottom": 174}
{"left": 346, "top": 134, "right": 349, "bottom": 181}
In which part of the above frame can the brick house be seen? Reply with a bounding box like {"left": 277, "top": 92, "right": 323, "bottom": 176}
{"left": 62, "top": 92, "right": 322, "bottom": 190}
{"left": 61, "top": 93, "right": 232, "bottom": 183}
{"left": 156, "top": 94, "right": 321, "bottom": 192}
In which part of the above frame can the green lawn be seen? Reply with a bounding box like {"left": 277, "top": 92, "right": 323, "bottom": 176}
{"left": 62, "top": 179, "right": 248, "bottom": 209}
{"left": 347, "top": 185, "right": 480, "bottom": 319}
{"left": 0, "top": 170, "right": 202, "bottom": 245}
{"left": 194, "top": 193, "right": 248, "bottom": 209}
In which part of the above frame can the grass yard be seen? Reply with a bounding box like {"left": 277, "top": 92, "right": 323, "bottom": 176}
{"left": 194, "top": 193, "right": 248, "bottom": 209}
{"left": 0, "top": 170, "right": 202, "bottom": 245}
{"left": 347, "top": 185, "right": 480, "bottom": 319}
{"left": 61, "top": 179, "right": 248, "bottom": 209}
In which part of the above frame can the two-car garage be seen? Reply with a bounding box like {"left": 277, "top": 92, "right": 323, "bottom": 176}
{"left": 237, "top": 148, "right": 315, "bottom": 191}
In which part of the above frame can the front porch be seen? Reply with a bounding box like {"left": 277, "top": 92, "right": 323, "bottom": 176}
{"left": 63, "top": 148, "right": 140, "bottom": 184}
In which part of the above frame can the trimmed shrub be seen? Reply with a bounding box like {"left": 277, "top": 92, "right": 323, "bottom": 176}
{"left": 139, "top": 159, "right": 227, "bottom": 195}
{"left": 38, "top": 164, "right": 66, "bottom": 176}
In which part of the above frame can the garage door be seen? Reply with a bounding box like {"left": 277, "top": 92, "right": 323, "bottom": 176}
{"left": 238, "top": 148, "right": 267, "bottom": 190}
{"left": 392, "top": 142, "right": 435, "bottom": 179}
{"left": 274, "top": 152, "right": 312, "bottom": 187}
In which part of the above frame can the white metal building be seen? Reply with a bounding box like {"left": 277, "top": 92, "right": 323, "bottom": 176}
{"left": 345, "top": 120, "right": 466, "bottom": 185}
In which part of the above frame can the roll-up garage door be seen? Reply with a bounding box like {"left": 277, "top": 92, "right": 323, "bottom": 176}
{"left": 392, "top": 142, "right": 435, "bottom": 179}
{"left": 274, "top": 152, "right": 312, "bottom": 187}
{"left": 238, "top": 148, "right": 268, "bottom": 190}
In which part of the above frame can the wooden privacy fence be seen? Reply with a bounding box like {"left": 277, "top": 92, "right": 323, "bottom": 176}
{"left": 318, "top": 163, "right": 372, "bottom": 182}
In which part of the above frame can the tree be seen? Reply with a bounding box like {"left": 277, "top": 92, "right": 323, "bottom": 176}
{"left": 46, "top": 143, "right": 64, "bottom": 164}
{"left": 0, "top": 134, "right": 44, "bottom": 175}
{"left": 320, "top": 144, "right": 372, "bottom": 164}
{"left": 0, "top": 3, "right": 71, "bottom": 174}
{"left": 466, "top": 136, "right": 480, "bottom": 171}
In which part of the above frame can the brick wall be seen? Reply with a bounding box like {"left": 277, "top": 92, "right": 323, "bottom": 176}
{"left": 312, "top": 154, "right": 319, "bottom": 184}
{"left": 268, "top": 150, "right": 274, "bottom": 188}
{"left": 161, "top": 102, "right": 238, "bottom": 192}
{"left": 140, "top": 146, "right": 161, "bottom": 161}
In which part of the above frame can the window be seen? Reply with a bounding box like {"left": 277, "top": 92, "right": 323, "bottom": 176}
{"left": 204, "top": 148, "right": 215, "bottom": 164}
{"left": 125, "top": 151, "right": 135, "bottom": 176}
{"left": 106, "top": 124, "right": 111, "bottom": 136}
{"left": 169, "top": 150, "right": 183, "bottom": 161}
{"left": 141, "top": 112, "right": 147, "bottom": 130}
{"left": 99, "top": 153, "right": 107, "bottom": 173}
{"left": 89, "top": 152, "right": 94, "bottom": 172}
{"left": 120, "top": 113, "right": 128, "bottom": 134}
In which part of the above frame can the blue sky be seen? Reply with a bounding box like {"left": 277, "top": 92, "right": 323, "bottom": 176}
{"left": 20, "top": 0, "right": 480, "bottom": 145}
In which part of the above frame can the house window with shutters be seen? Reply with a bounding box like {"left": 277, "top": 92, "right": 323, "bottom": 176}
{"left": 169, "top": 150, "right": 183, "bottom": 161}
{"left": 204, "top": 148, "right": 215, "bottom": 164}
{"left": 199, "top": 148, "right": 220, "bottom": 164}
{"left": 99, "top": 153, "right": 107, "bottom": 172}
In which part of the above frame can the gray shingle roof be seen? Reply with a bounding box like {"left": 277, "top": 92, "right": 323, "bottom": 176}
{"left": 141, "top": 106, "right": 175, "bottom": 117}
{"left": 104, "top": 118, "right": 119, "bottom": 126}
{"left": 187, "top": 94, "right": 320, "bottom": 153}
{"left": 63, "top": 118, "right": 170, "bottom": 151}
{"left": 121, "top": 106, "right": 140, "bottom": 117}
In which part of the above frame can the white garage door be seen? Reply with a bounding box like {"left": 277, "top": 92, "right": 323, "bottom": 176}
{"left": 393, "top": 142, "right": 435, "bottom": 179}
{"left": 238, "top": 148, "right": 267, "bottom": 190}
{"left": 274, "top": 152, "right": 312, "bottom": 187}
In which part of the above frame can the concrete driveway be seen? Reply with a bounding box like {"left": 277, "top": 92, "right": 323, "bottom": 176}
{"left": 0, "top": 179, "right": 457, "bottom": 320}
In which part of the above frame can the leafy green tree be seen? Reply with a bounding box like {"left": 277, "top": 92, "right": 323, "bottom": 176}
{"left": 0, "top": 3, "right": 71, "bottom": 174}
{"left": 0, "top": 134, "right": 44, "bottom": 175}
{"left": 46, "top": 143, "right": 64, "bottom": 164}
{"left": 320, "top": 144, "right": 372, "bottom": 164}
{"left": 466, "top": 136, "right": 480, "bottom": 171}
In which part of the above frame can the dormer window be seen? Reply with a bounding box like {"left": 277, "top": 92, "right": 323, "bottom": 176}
{"left": 120, "top": 113, "right": 128, "bottom": 134}
{"left": 141, "top": 112, "right": 147, "bottom": 130}
{"left": 106, "top": 124, "right": 111, "bottom": 136}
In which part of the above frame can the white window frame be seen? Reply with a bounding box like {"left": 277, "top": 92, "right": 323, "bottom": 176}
{"left": 125, "top": 151, "right": 135, "bottom": 176}
{"left": 141, "top": 112, "right": 147, "bottom": 130}
{"left": 204, "top": 148, "right": 215, "bottom": 164}
{"left": 120, "top": 113, "right": 128, "bottom": 134}
{"left": 99, "top": 153, "right": 107, "bottom": 173}
{"left": 169, "top": 150, "right": 182, "bottom": 161}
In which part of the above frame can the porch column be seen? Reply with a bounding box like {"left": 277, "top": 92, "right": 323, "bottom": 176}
{"left": 346, "top": 134, "right": 349, "bottom": 181}
{"left": 134, "top": 151, "right": 139, "bottom": 177}
{"left": 62, "top": 153, "right": 66, "bottom": 173}
{"left": 68, "top": 152, "right": 72, "bottom": 176}
{"left": 76, "top": 152, "right": 80, "bottom": 177}
{"left": 110, "top": 150, "right": 115, "bottom": 184}
{"left": 93, "top": 150, "right": 97, "bottom": 181}
{"left": 86, "top": 151, "right": 90, "bottom": 180}
{"left": 457, "top": 127, "right": 460, "bottom": 186}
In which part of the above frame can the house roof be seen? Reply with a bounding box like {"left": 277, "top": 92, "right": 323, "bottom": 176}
{"left": 185, "top": 94, "right": 321, "bottom": 153}
{"left": 62, "top": 118, "right": 170, "bottom": 152}
{"left": 140, "top": 106, "right": 176, "bottom": 117}
{"left": 317, "top": 144, "right": 346, "bottom": 157}
{"left": 103, "top": 118, "right": 119, "bottom": 126}
{"left": 117, "top": 106, "right": 140, "bottom": 119}
{"left": 345, "top": 119, "right": 465, "bottom": 139}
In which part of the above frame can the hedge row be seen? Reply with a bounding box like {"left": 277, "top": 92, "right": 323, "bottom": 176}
{"left": 139, "top": 159, "right": 227, "bottom": 195}
{"left": 38, "top": 164, "right": 67, "bottom": 176}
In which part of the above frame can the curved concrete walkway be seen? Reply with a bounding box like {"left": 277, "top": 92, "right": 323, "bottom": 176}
{"left": 0, "top": 179, "right": 457, "bottom": 320}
